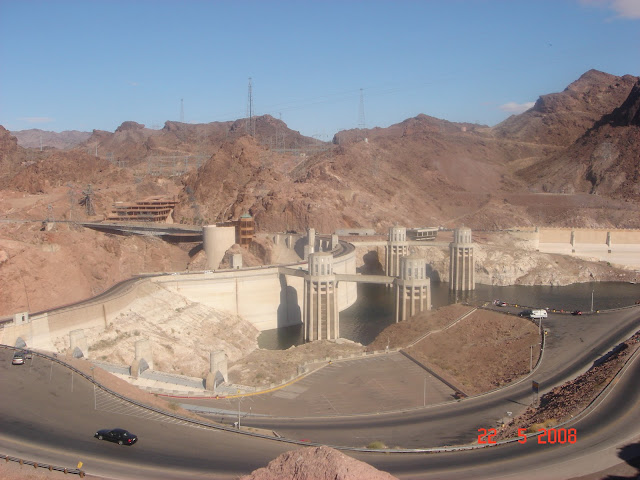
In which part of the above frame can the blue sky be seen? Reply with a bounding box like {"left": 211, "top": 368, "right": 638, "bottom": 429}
{"left": 1, "top": 0, "right": 639, "bottom": 138}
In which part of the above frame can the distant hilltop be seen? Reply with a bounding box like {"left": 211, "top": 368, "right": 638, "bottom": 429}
{"left": 10, "top": 128, "right": 91, "bottom": 150}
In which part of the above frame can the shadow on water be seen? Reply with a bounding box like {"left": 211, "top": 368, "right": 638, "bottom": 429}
{"left": 258, "top": 281, "right": 640, "bottom": 350}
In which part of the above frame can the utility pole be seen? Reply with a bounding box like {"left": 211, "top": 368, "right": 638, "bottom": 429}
{"left": 423, "top": 377, "right": 426, "bottom": 407}
{"left": 530, "top": 343, "right": 542, "bottom": 373}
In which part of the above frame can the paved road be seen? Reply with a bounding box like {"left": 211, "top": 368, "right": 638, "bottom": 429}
{"left": 1, "top": 305, "right": 639, "bottom": 479}
{"left": 180, "top": 307, "right": 640, "bottom": 449}
{"left": 0, "top": 351, "right": 288, "bottom": 479}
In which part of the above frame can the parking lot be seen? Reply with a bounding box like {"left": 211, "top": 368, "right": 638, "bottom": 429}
{"left": 182, "top": 352, "right": 456, "bottom": 417}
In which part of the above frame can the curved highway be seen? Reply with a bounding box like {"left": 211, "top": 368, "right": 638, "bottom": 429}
{"left": 189, "top": 306, "right": 640, "bottom": 448}
{"left": 1, "top": 306, "right": 639, "bottom": 479}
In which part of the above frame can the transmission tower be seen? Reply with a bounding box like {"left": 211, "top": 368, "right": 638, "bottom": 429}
{"left": 358, "top": 88, "right": 366, "bottom": 130}
{"left": 67, "top": 183, "right": 77, "bottom": 221}
{"left": 46, "top": 204, "right": 54, "bottom": 223}
{"left": 80, "top": 184, "right": 95, "bottom": 217}
{"left": 246, "top": 77, "right": 255, "bottom": 137}
{"left": 180, "top": 98, "right": 184, "bottom": 123}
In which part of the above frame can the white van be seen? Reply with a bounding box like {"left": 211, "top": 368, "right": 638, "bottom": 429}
{"left": 530, "top": 309, "right": 548, "bottom": 319}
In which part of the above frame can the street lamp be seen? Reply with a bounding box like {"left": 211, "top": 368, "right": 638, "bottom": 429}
{"left": 530, "top": 343, "right": 542, "bottom": 373}
{"left": 423, "top": 377, "right": 426, "bottom": 407}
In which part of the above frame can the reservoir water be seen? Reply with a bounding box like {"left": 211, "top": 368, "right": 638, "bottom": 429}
{"left": 258, "top": 281, "right": 640, "bottom": 350}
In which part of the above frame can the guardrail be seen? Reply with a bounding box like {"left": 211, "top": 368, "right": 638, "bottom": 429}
{"left": 1, "top": 454, "right": 85, "bottom": 477}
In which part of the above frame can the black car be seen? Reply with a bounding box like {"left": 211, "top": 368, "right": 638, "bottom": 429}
{"left": 94, "top": 428, "right": 138, "bottom": 446}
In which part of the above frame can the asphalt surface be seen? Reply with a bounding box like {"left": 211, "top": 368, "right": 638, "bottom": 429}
{"left": 179, "top": 307, "right": 640, "bottom": 449}
{"left": 1, "top": 305, "right": 640, "bottom": 479}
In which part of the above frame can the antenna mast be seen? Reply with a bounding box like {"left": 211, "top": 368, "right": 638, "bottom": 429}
{"left": 180, "top": 98, "right": 184, "bottom": 123}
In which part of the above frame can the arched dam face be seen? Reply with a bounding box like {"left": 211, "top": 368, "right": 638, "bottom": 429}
{"left": 0, "top": 244, "right": 359, "bottom": 350}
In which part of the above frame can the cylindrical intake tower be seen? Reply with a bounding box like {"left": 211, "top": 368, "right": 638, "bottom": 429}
{"left": 385, "top": 226, "right": 408, "bottom": 278}
{"left": 395, "top": 254, "right": 431, "bottom": 322}
{"left": 304, "top": 252, "right": 339, "bottom": 341}
{"left": 449, "top": 227, "right": 475, "bottom": 291}
{"left": 203, "top": 225, "right": 236, "bottom": 270}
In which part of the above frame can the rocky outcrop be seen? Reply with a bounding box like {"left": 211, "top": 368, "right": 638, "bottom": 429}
{"left": 239, "top": 446, "right": 398, "bottom": 480}
{"left": 0, "top": 126, "right": 25, "bottom": 187}
{"left": 494, "top": 69, "right": 638, "bottom": 146}
{"left": 9, "top": 150, "right": 113, "bottom": 194}
{"left": 518, "top": 78, "right": 640, "bottom": 200}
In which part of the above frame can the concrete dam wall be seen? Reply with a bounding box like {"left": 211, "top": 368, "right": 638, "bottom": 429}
{"left": 0, "top": 246, "right": 358, "bottom": 350}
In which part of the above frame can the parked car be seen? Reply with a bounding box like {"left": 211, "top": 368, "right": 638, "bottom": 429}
{"left": 94, "top": 428, "right": 138, "bottom": 446}
{"left": 24, "top": 350, "right": 33, "bottom": 359}
{"left": 496, "top": 301, "right": 507, "bottom": 307}
{"left": 571, "top": 310, "right": 582, "bottom": 315}
{"left": 12, "top": 353, "right": 24, "bottom": 365}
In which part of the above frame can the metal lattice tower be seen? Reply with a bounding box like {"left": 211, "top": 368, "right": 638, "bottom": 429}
{"left": 358, "top": 88, "right": 366, "bottom": 130}
{"left": 80, "top": 184, "right": 95, "bottom": 217}
{"left": 67, "top": 183, "right": 77, "bottom": 221}
{"left": 246, "top": 77, "right": 255, "bottom": 137}
{"left": 46, "top": 204, "right": 54, "bottom": 223}
{"left": 180, "top": 98, "right": 184, "bottom": 123}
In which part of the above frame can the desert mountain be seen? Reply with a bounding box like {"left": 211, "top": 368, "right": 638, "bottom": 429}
{"left": 76, "top": 115, "right": 326, "bottom": 166}
{"left": 10, "top": 128, "right": 91, "bottom": 150}
{"left": 2, "top": 69, "right": 639, "bottom": 231}
{"left": 493, "top": 69, "right": 638, "bottom": 147}
{"left": 516, "top": 79, "right": 640, "bottom": 201}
